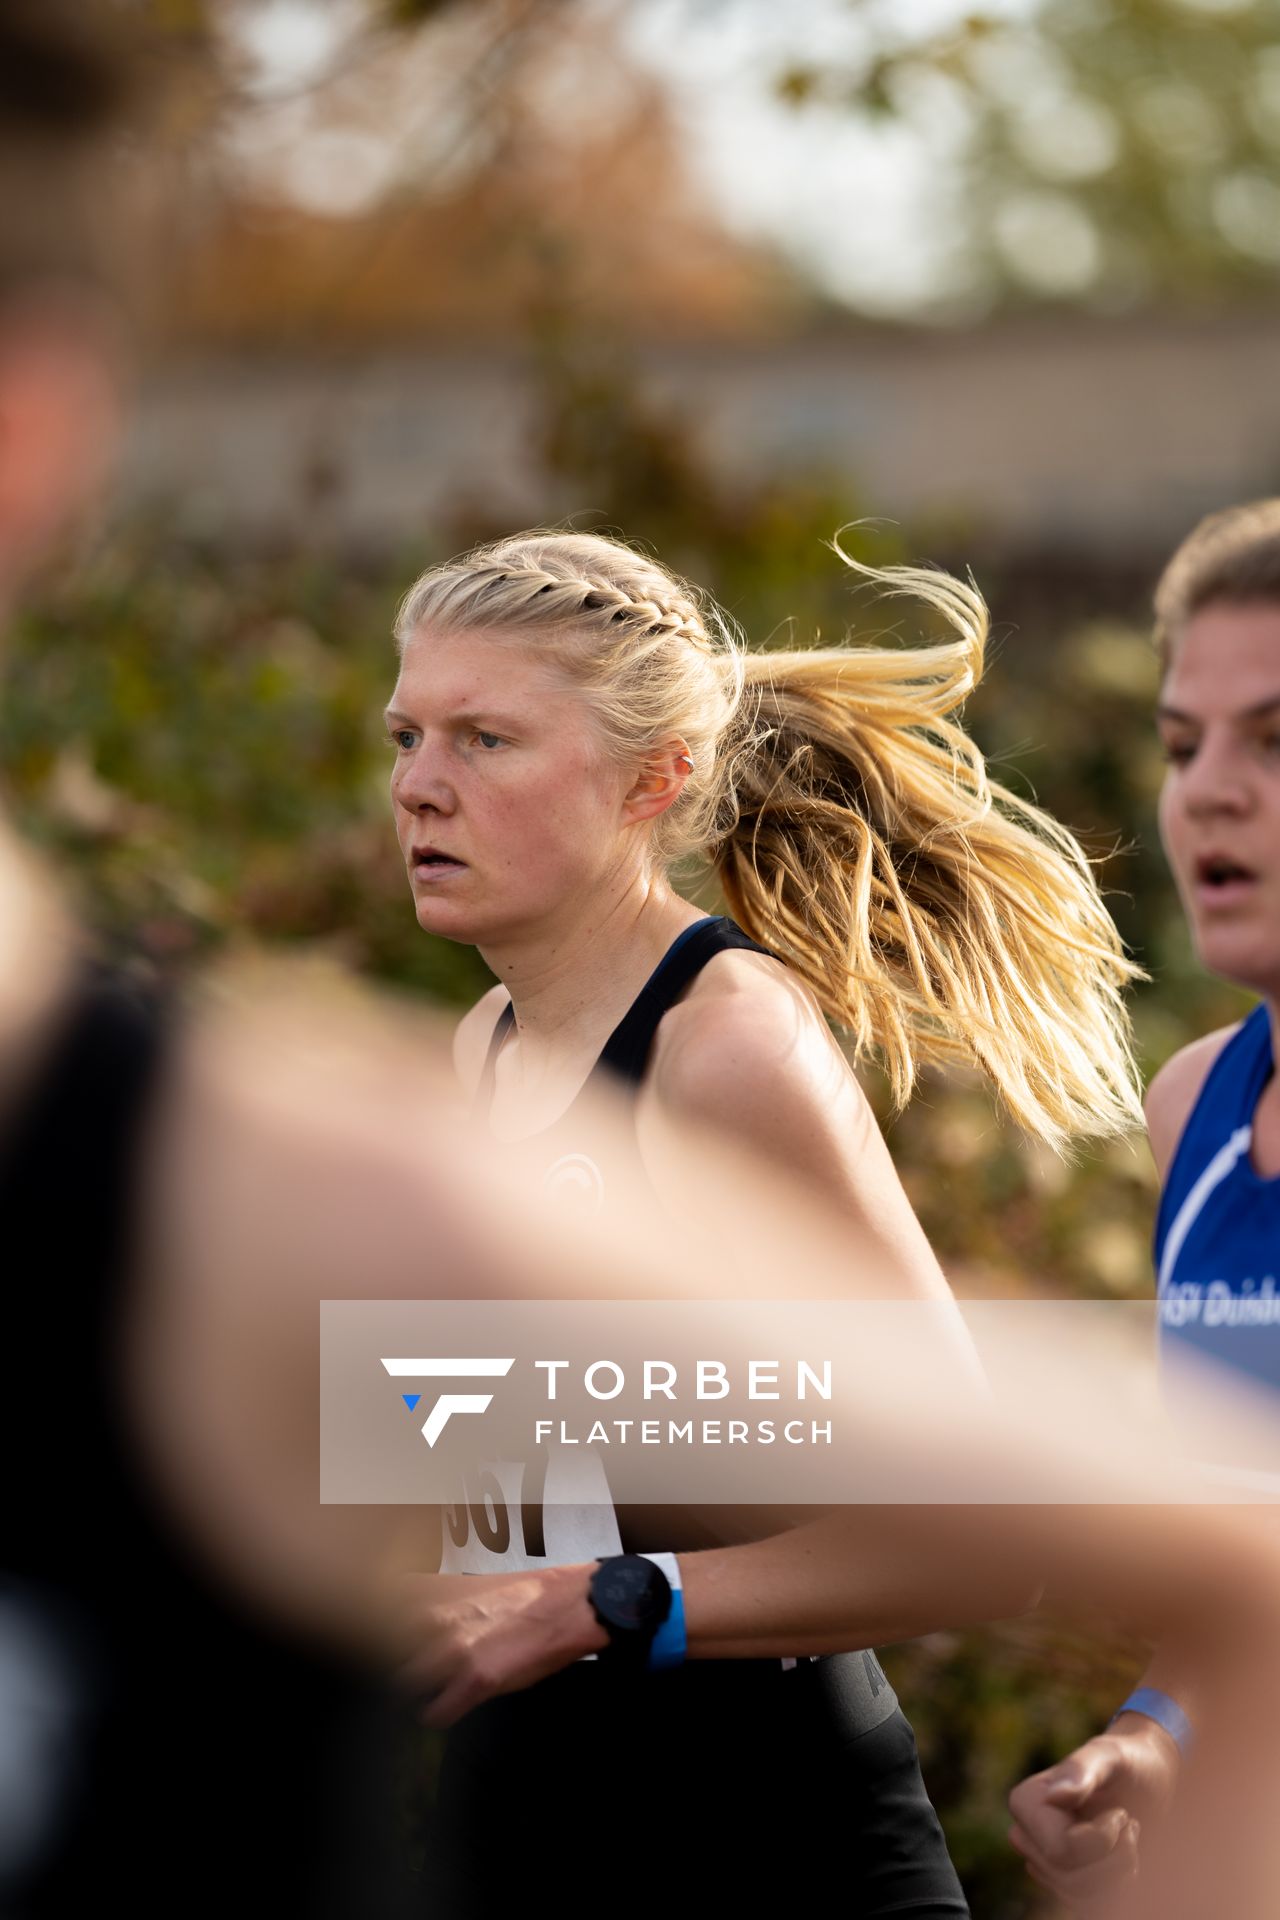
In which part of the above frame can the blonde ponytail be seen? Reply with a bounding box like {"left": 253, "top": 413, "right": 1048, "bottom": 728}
{"left": 714, "top": 539, "right": 1144, "bottom": 1149}
{"left": 396, "top": 527, "right": 1143, "bottom": 1151}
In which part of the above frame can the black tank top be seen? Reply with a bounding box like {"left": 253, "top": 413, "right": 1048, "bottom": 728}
{"left": 1, "top": 968, "right": 414, "bottom": 1915}
{"left": 479, "top": 912, "right": 775, "bottom": 1088}
{"left": 472, "top": 915, "right": 774, "bottom": 1217}
{"left": 469, "top": 915, "right": 854, "bottom": 1573}
{"left": 427, "top": 919, "right": 966, "bottom": 1920}
{"left": 459, "top": 915, "right": 779, "bottom": 1562}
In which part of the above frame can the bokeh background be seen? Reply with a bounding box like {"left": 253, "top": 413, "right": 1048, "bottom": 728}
{"left": 4, "top": 2, "right": 1276, "bottom": 1910}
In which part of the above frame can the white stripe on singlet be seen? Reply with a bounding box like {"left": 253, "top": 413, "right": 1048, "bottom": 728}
{"left": 1157, "top": 1122, "right": 1280, "bottom": 1498}
{"left": 1157, "top": 1124, "right": 1253, "bottom": 1293}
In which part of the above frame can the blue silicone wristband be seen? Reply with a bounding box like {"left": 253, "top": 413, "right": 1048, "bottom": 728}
{"left": 639, "top": 1552, "right": 686, "bottom": 1672}
{"left": 1110, "top": 1687, "right": 1193, "bottom": 1755}
{"left": 647, "top": 1588, "right": 686, "bottom": 1671}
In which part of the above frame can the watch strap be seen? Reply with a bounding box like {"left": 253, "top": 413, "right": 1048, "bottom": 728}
{"left": 638, "top": 1552, "right": 686, "bottom": 1672}
{"left": 1110, "top": 1686, "right": 1193, "bottom": 1755}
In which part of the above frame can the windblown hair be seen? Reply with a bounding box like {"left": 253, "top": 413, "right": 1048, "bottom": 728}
{"left": 1154, "top": 498, "right": 1280, "bottom": 666}
{"left": 396, "top": 529, "right": 1143, "bottom": 1150}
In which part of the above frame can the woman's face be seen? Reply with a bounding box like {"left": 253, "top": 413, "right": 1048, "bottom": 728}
{"left": 1157, "top": 599, "right": 1280, "bottom": 999}
{"left": 387, "top": 626, "right": 635, "bottom": 947}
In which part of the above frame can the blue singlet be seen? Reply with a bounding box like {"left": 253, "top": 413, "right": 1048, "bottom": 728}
{"left": 1155, "top": 1003, "right": 1280, "bottom": 1406}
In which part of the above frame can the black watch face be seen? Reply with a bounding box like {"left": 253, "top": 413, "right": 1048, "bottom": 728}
{"left": 592, "top": 1556, "right": 670, "bottom": 1635}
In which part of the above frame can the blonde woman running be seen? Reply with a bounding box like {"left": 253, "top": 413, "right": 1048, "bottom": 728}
{"left": 386, "top": 529, "right": 1142, "bottom": 1916}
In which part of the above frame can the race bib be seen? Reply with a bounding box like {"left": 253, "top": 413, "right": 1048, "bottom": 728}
{"left": 438, "top": 1444, "right": 622, "bottom": 1573}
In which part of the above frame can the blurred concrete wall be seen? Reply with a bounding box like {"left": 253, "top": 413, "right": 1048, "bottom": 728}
{"left": 120, "top": 306, "right": 1280, "bottom": 555}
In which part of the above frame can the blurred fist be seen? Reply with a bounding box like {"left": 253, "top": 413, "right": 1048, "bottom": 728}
{"left": 1008, "top": 1718, "right": 1179, "bottom": 1911}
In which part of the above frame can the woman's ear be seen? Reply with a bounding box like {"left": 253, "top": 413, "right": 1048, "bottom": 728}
{"left": 622, "top": 740, "right": 694, "bottom": 824}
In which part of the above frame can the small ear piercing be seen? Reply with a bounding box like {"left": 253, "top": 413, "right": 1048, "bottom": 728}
{"left": 677, "top": 753, "right": 694, "bottom": 771}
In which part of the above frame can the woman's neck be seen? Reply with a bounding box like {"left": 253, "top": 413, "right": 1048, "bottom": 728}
{"left": 479, "top": 880, "right": 707, "bottom": 1072}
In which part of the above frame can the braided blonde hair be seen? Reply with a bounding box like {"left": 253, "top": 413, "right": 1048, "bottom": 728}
{"left": 395, "top": 529, "right": 1143, "bottom": 1150}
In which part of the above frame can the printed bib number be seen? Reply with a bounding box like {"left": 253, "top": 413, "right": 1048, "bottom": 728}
{"left": 444, "top": 1467, "right": 513, "bottom": 1557}
{"left": 438, "top": 1447, "right": 622, "bottom": 1572}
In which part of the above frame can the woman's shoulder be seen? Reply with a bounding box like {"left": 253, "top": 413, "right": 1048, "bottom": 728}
{"left": 1145, "top": 1022, "right": 1244, "bottom": 1183}
{"left": 635, "top": 940, "right": 950, "bottom": 1296}
{"left": 452, "top": 983, "right": 512, "bottom": 1098}
{"left": 646, "top": 944, "right": 847, "bottom": 1129}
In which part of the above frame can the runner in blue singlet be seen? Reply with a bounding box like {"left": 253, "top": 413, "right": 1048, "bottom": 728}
{"left": 1156, "top": 1004, "right": 1280, "bottom": 1404}
{"left": 1009, "top": 499, "right": 1280, "bottom": 1908}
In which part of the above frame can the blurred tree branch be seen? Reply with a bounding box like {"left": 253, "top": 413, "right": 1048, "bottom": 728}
{"left": 775, "top": 0, "right": 1280, "bottom": 308}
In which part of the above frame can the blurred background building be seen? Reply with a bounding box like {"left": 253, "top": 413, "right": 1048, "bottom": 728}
{"left": 129, "top": 311, "right": 1280, "bottom": 556}
{"left": 119, "top": 0, "right": 1280, "bottom": 561}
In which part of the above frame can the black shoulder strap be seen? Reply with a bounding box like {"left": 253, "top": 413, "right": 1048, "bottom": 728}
{"left": 597, "top": 917, "right": 773, "bottom": 1085}
{"left": 3, "top": 967, "right": 169, "bottom": 1354}
{"left": 2, "top": 965, "right": 171, "bottom": 1572}
{"left": 470, "top": 916, "right": 775, "bottom": 1119}
{"left": 471, "top": 998, "right": 515, "bottom": 1123}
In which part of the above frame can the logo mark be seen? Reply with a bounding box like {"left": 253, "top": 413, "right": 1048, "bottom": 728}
{"left": 542, "top": 1152, "right": 604, "bottom": 1215}
{"left": 381, "top": 1357, "right": 515, "bottom": 1446}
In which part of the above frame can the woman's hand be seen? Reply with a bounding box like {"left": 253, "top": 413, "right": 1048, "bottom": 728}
{"left": 1008, "top": 1719, "right": 1179, "bottom": 1910}
{"left": 392, "top": 1564, "right": 607, "bottom": 1727}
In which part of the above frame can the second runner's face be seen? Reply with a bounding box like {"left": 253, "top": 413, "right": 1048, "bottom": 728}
{"left": 1157, "top": 600, "right": 1280, "bottom": 1000}
{"left": 387, "top": 627, "right": 631, "bottom": 945}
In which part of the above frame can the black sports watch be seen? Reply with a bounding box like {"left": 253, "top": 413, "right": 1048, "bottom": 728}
{"left": 587, "top": 1554, "right": 673, "bottom": 1665}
